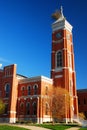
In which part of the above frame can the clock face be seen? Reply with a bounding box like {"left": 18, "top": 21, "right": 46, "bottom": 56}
{"left": 56, "top": 32, "right": 62, "bottom": 39}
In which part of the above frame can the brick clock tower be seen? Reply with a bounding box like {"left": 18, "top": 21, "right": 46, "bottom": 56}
{"left": 51, "top": 7, "right": 78, "bottom": 121}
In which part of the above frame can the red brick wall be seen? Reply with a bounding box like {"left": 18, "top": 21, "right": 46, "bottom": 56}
{"left": 77, "top": 90, "right": 87, "bottom": 119}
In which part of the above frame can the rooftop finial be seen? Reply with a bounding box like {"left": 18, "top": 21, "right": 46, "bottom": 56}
{"left": 60, "top": 6, "right": 64, "bottom": 17}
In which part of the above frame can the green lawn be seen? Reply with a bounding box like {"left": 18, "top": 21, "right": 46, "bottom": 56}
{"left": 0, "top": 125, "right": 29, "bottom": 130}
{"left": 36, "top": 124, "right": 72, "bottom": 130}
{"left": 37, "top": 124, "right": 87, "bottom": 130}
{"left": 79, "top": 128, "right": 87, "bottom": 130}
{"left": 0, "top": 124, "right": 86, "bottom": 130}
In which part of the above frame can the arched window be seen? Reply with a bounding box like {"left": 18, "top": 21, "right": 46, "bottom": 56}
{"left": 26, "top": 102, "right": 30, "bottom": 115}
{"left": 20, "top": 102, "right": 24, "bottom": 109}
{"left": 21, "top": 86, "right": 25, "bottom": 96}
{"left": 27, "top": 86, "right": 31, "bottom": 95}
{"left": 45, "top": 86, "right": 48, "bottom": 95}
{"left": 5, "top": 83, "right": 10, "bottom": 97}
{"left": 20, "top": 102, "right": 24, "bottom": 115}
{"left": 56, "top": 51, "right": 62, "bottom": 68}
{"left": 45, "top": 103, "right": 49, "bottom": 115}
{"left": 33, "top": 102, "right": 37, "bottom": 115}
{"left": 34, "top": 84, "right": 38, "bottom": 95}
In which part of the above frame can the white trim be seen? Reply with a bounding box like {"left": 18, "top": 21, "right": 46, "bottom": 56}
{"left": 41, "top": 76, "right": 53, "bottom": 84}
{"left": 18, "top": 95, "right": 40, "bottom": 100}
{"left": 39, "top": 118, "right": 43, "bottom": 124}
{"left": 37, "top": 117, "right": 52, "bottom": 124}
{"left": 55, "top": 67, "right": 63, "bottom": 72}
{"left": 62, "top": 48, "right": 73, "bottom": 54}
{"left": 33, "top": 84, "right": 38, "bottom": 89}
{"left": 43, "top": 117, "right": 52, "bottom": 123}
{"left": 55, "top": 75, "right": 63, "bottom": 78}
{"left": 52, "top": 67, "right": 74, "bottom": 73}
{"left": 19, "top": 76, "right": 53, "bottom": 84}
{"left": 52, "top": 18, "right": 73, "bottom": 33}
{"left": 52, "top": 39, "right": 63, "bottom": 44}
{"left": 9, "top": 117, "right": 16, "bottom": 123}
{"left": 9, "top": 111, "right": 16, "bottom": 114}
{"left": 73, "top": 96, "right": 78, "bottom": 98}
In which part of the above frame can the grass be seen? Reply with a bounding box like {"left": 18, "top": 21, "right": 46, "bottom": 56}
{"left": 0, "top": 124, "right": 86, "bottom": 130}
{"left": 79, "top": 128, "right": 87, "bottom": 130}
{"left": 0, "top": 125, "right": 29, "bottom": 130}
{"left": 36, "top": 124, "right": 87, "bottom": 130}
{"left": 36, "top": 124, "right": 73, "bottom": 130}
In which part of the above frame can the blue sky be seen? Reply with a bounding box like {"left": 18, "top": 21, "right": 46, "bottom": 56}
{"left": 0, "top": 0, "right": 87, "bottom": 89}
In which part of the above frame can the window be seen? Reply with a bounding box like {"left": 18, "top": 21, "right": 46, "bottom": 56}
{"left": 4, "top": 104, "right": 8, "bottom": 114}
{"left": 78, "top": 99, "right": 80, "bottom": 105}
{"left": 33, "top": 102, "right": 37, "bottom": 115}
{"left": 20, "top": 102, "right": 24, "bottom": 109}
{"left": 56, "top": 51, "right": 62, "bottom": 68}
{"left": 45, "top": 86, "right": 48, "bottom": 95}
{"left": 26, "top": 102, "right": 30, "bottom": 115}
{"left": 84, "top": 98, "right": 86, "bottom": 105}
{"left": 20, "top": 102, "right": 24, "bottom": 115}
{"left": 5, "top": 68, "right": 11, "bottom": 76}
{"left": 28, "top": 86, "right": 31, "bottom": 95}
{"left": 68, "top": 54, "right": 72, "bottom": 67}
{"left": 45, "top": 103, "right": 49, "bottom": 115}
{"left": 34, "top": 85, "right": 38, "bottom": 95}
{"left": 21, "top": 86, "right": 25, "bottom": 96}
{"left": 5, "top": 84, "right": 10, "bottom": 97}
{"left": 69, "top": 80, "right": 73, "bottom": 96}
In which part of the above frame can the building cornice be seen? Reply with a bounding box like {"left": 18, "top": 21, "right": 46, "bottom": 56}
{"left": 19, "top": 75, "right": 53, "bottom": 84}
{"left": 52, "top": 18, "right": 73, "bottom": 33}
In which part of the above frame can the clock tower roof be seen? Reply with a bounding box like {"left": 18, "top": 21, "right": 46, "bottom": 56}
{"left": 52, "top": 6, "right": 73, "bottom": 33}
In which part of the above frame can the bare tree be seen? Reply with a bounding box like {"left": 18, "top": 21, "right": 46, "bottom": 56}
{"left": 79, "top": 112, "right": 86, "bottom": 120}
{"left": 51, "top": 87, "right": 70, "bottom": 123}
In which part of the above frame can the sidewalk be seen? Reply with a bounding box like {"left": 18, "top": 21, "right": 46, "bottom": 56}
{"left": 66, "top": 127, "right": 80, "bottom": 130}
{"left": 10, "top": 124, "right": 50, "bottom": 130}
{"left": 11, "top": 124, "right": 81, "bottom": 130}
{"left": 9, "top": 124, "right": 81, "bottom": 130}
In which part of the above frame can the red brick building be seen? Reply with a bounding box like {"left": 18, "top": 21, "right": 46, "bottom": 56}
{"left": 0, "top": 7, "right": 78, "bottom": 123}
{"left": 77, "top": 89, "right": 87, "bottom": 119}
